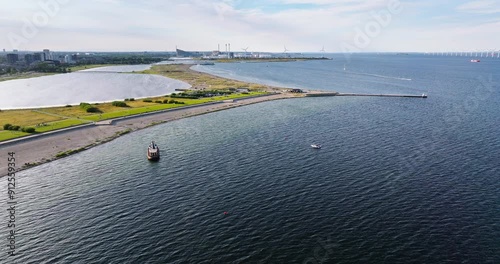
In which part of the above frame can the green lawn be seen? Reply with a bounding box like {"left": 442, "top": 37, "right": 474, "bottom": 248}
{"left": 0, "top": 131, "right": 31, "bottom": 142}
{"left": 68, "top": 64, "right": 119, "bottom": 72}
{"left": 33, "top": 119, "right": 91, "bottom": 133}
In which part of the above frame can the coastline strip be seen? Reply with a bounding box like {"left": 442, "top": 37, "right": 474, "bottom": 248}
{"left": 0, "top": 93, "right": 291, "bottom": 177}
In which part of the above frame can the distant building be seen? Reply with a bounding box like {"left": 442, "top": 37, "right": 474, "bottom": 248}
{"left": 24, "top": 54, "right": 35, "bottom": 64}
{"left": 176, "top": 48, "right": 202, "bottom": 58}
{"left": 63, "top": 55, "right": 74, "bottom": 64}
{"left": 6, "top": 53, "right": 19, "bottom": 64}
{"left": 234, "top": 53, "right": 252, "bottom": 58}
{"left": 43, "top": 49, "right": 52, "bottom": 61}
{"left": 33, "top": 53, "right": 43, "bottom": 61}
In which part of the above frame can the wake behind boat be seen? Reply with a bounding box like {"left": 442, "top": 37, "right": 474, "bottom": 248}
{"left": 311, "top": 144, "right": 322, "bottom": 149}
{"left": 147, "top": 141, "right": 160, "bottom": 161}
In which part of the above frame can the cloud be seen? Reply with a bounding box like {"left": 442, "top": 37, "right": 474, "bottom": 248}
{"left": 0, "top": 0, "right": 498, "bottom": 52}
{"left": 456, "top": 0, "right": 500, "bottom": 14}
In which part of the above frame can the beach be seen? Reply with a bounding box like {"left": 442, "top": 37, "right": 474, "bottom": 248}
{"left": 0, "top": 93, "right": 294, "bottom": 177}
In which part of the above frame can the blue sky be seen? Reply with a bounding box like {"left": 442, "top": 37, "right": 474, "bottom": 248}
{"left": 1, "top": 0, "right": 499, "bottom": 52}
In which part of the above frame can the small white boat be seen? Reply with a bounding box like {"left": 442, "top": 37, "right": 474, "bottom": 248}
{"left": 311, "top": 144, "right": 322, "bottom": 149}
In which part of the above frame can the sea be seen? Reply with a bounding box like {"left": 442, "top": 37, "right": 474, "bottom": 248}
{"left": 1, "top": 54, "right": 499, "bottom": 263}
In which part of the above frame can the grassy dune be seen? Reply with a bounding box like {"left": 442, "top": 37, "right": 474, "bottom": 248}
{"left": 140, "top": 64, "right": 270, "bottom": 90}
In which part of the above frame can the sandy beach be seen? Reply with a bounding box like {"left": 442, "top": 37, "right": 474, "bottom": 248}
{"left": 0, "top": 93, "right": 295, "bottom": 177}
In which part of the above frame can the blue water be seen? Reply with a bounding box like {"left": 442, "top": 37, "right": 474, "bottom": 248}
{"left": 2, "top": 54, "right": 499, "bottom": 263}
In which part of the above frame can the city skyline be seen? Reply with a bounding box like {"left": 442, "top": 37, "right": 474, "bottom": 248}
{"left": 1, "top": 0, "right": 499, "bottom": 52}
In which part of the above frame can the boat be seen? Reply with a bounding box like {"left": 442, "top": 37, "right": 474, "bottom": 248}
{"left": 147, "top": 141, "right": 160, "bottom": 161}
{"left": 311, "top": 144, "right": 322, "bottom": 149}
{"left": 470, "top": 59, "right": 480, "bottom": 63}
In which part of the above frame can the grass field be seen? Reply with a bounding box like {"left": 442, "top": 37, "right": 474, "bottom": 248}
{"left": 0, "top": 64, "right": 272, "bottom": 142}
{"left": 0, "top": 130, "right": 31, "bottom": 142}
{"left": 0, "top": 110, "right": 64, "bottom": 127}
{"left": 0, "top": 72, "right": 58, "bottom": 82}
{"left": 140, "top": 64, "right": 271, "bottom": 90}
{"left": 0, "top": 64, "right": 117, "bottom": 83}
{"left": 68, "top": 64, "right": 119, "bottom": 72}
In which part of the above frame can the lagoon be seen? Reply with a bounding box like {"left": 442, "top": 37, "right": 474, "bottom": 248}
{"left": 0, "top": 65, "right": 190, "bottom": 109}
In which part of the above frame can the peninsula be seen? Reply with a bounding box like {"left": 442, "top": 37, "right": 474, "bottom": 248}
{"left": 0, "top": 63, "right": 300, "bottom": 176}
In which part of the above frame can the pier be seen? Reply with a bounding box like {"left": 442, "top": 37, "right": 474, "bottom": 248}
{"left": 305, "top": 92, "right": 427, "bottom": 98}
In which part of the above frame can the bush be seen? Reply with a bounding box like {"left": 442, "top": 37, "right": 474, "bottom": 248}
{"left": 155, "top": 100, "right": 162, "bottom": 103}
{"left": 22, "top": 127, "right": 36, "bottom": 133}
{"left": 65, "top": 104, "right": 72, "bottom": 107}
{"left": 112, "top": 101, "right": 128, "bottom": 107}
{"left": 143, "top": 99, "right": 153, "bottom": 103}
{"left": 129, "top": 98, "right": 135, "bottom": 101}
{"left": 85, "top": 107, "right": 100, "bottom": 113}
{"left": 11, "top": 126, "right": 21, "bottom": 131}
{"left": 3, "top": 124, "right": 12, "bottom": 130}
{"left": 79, "top": 102, "right": 100, "bottom": 112}
{"left": 163, "top": 99, "right": 169, "bottom": 104}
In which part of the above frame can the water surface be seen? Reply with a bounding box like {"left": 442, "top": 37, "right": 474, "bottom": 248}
{"left": 2, "top": 54, "right": 499, "bottom": 263}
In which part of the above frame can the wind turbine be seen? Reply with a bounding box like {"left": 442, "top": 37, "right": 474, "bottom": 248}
{"left": 242, "top": 47, "right": 249, "bottom": 57}
{"left": 283, "top": 45, "right": 290, "bottom": 58}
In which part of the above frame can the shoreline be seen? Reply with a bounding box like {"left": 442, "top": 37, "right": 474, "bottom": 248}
{"left": 0, "top": 93, "right": 295, "bottom": 177}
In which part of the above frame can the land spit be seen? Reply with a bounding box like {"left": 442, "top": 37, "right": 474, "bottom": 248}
{"left": 0, "top": 93, "right": 294, "bottom": 177}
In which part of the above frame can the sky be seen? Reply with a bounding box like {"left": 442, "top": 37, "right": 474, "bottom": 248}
{"left": 0, "top": 0, "right": 499, "bottom": 52}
